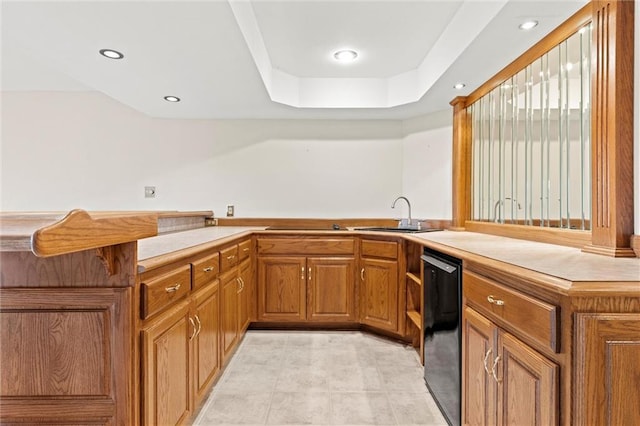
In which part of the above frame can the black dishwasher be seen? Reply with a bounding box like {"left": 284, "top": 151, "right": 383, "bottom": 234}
{"left": 422, "top": 248, "right": 462, "bottom": 426}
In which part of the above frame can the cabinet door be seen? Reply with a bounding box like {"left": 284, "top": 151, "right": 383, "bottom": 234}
{"left": 257, "top": 256, "right": 306, "bottom": 321}
{"left": 141, "top": 300, "right": 192, "bottom": 426}
{"left": 220, "top": 270, "right": 239, "bottom": 365}
{"left": 574, "top": 313, "right": 640, "bottom": 426}
{"left": 462, "top": 307, "right": 497, "bottom": 426}
{"left": 193, "top": 282, "right": 220, "bottom": 405}
{"left": 496, "top": 331, "right": 558, "bottom": 426}
{"left": 360, "top": 258, "right": 398, "bottom": 332}
{"left": 307, "top": 257, "right": 356, "bottom": 322}
{"left": 237, "top": 259, "right": 252, "bottom": 333}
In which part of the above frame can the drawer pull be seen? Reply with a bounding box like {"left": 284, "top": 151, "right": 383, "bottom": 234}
{"left": 491, "top": 355, "right": 502, "bottom": 383}
{"left": 487, "top": 295, "right": 504, "bottom": 306}
{"left": 308, "top": 267, "right": 311, "bottom": 280}
{"left": 483, "top": 348, "right": 493, "bottom": 375}
{"left": 301, "top": 267, "right": 305, "bottom": 280}
{"left": 194, "top": 315, "right": 202, "bottom": 337}
{"left": 189, "top": 317, "right": 197, "bottom": 341}
{"left": 360, "top": 268, "right": 365, "bottom": 281}
{"left": 165, "top": 283, "right": 182, "bottom": 293}
{"left": 239, "top": 277, "right": 245, "bottom": 290}
{"left": 203, "top": 266, "right": 215, "bottom": 273}
{"left": 227, "top": 255, "right": 236, "bottom": 260}
{"left": 243, "top": 248, "right": 250, "bottom": 252}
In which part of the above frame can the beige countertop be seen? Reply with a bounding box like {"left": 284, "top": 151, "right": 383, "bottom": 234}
{"left": 406, "top": 230, "right": 640, "bottom": 283}
{"left": 138, "top": 226, "right": 265, "bottom": 260}
{"left": 136, "top": 226, "right": 640, "bottom": 283}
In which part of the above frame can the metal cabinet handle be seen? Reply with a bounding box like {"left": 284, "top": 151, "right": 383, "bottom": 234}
{"left": 487, "top": 295, "right": 505, "bottom": 306}
{"left": 308, "top": 267, "right": 311, "bottom": 281}
{"left": 243, "top": 248, "right": 250, "bottom": 252}
{"left": 491, "top": 355, "right": 502, "bottom": 383}
{"left": 189, "top": 317, "right": 197, "bottom": 341}
{"left": 165, "top": 283, "right": 181, "bottom": 293}
{"left": 360, "top": 268, "right": 365, "bottom": 281}
{"left": 239, "top": 277, "right": 245, "bottom": 290}
{"left": 194, "top": 315, "right": 202, "bottom": 337}
{"left": 301, "top": 267, "right": 305, "bottom": 280}
{"left": 227, "top": 255, "right": 236, "bottom": 260}
{"left": 203, "top": 266, "right": 214, "bottom": 273}
{"left": 483, "top": 348, "right": 493, "bottom": 375}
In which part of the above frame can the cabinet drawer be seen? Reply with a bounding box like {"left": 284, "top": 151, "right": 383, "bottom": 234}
{"left": 464, "top": 270, "right": 559, "bottom": 353}
{"left": 192, "top": 252, "right": 220, "bottom": 290}
{"left": 257, "top": 238, "right": 354, "bottom": 255}
{"left": 141, "top": 264, "right": 191, "bottom": 319}
{"left": 220, "top": 245, "right": 239, "bottom": 272}
{"left": 238, "top": 240, "right": 252, "bottom": 261}
{"left": 361, "top": 239, "right": 398, "bottom": 259}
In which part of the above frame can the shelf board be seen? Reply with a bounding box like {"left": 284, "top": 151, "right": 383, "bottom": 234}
{"left": 406, "top": 310, "right": 422, "bottom": 330}
{"left": 406, "top": 272, "right": 421, "bottom": 285}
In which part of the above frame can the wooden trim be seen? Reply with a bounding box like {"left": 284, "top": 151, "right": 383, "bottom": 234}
{"left": 465, "top": 221, "right": 592, "bottom": 249}
{"left": 464, "top": 4, "right": 592, "bottom": 106}
{"left": 215, "top": 217, "right": 399, "bottom": 228}
{"left": 156, "top": 210, "right": 213, "bottom": 219}
{"left": 32, "top": 210, "right": 157, "bottom": 257}
{"left": 453, "top": 1, "right": 636, "bottom": 256}
{"left": 451, "top": 96, "right": 471, "bottom": 230}
{"left": 631, "top": 234, "right": 640, "bottom": 257}
{"left": 586, "top": 0, "right": 636, "bottom": 257}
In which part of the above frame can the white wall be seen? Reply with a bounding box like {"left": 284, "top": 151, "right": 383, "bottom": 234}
{"left": 1, "top": 91, "right": 426, "bottom": 218}
{"left": 401, "top": 110, "right": 453, "bottom": 220}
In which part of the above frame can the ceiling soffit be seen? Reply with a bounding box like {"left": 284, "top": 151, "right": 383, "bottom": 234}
{"left": 229, "top": 0, "right": 508, "bottom": 108}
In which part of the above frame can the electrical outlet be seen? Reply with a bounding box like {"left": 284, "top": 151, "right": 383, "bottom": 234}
{"left": 226, "top": 205, "right": 234, "bottom": 217}
{"left": 144, "top": 186, "right": 156, "bottom": 198}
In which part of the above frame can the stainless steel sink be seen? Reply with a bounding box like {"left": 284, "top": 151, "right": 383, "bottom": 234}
{"left": 354, "top": 227, "right": 442, "bottom": 233}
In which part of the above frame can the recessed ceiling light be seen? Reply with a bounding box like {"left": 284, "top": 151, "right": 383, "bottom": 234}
{"left": 334, "top": 49, "right": 358, "bottom": 63}
{"left": 519, "top": 20, "right": 538, "bottom": 30}
{"left": 99, "top": 49, "right": 124, "bottom": 59}
{"left": 164, "top": 96, "right": 181, "bottom": 102}
{"left": 453, "top": 83, "right": 466, "bottom": 90}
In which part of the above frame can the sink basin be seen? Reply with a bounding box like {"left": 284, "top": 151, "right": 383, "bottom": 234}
{"left": 355, "top": 227, "right": 443, "bottom": 233}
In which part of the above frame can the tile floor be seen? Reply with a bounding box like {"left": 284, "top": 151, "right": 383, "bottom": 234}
{"left": 193, "top": 330, "right": 448, "bottom": 426}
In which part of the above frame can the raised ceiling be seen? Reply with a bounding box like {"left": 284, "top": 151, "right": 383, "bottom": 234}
{"left": 1, "top": 0, "right": 587, "bottom": 120}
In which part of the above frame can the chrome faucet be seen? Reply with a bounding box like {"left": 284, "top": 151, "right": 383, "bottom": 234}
{"left": 493, "top": 197, "right": 521, "bottom": 222}
{"left": 391, "top": 196, "right": 418, "bottom": 229}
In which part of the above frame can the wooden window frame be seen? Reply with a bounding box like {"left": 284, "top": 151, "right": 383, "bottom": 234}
{"left": 451, "top": 1, "right": 635, "bottom": 257}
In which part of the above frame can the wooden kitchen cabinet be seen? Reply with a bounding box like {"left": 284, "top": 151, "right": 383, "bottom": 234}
{"left": 359, "top": 239, "right": 400, "bottom": 333}
{"left": 462, "top": 306, "right": 558, "bottom": 426}
{"left": 237, "top": 258, "right": 252, "bottom": 332}
{"left": 256, "top": 255, "right": 356, "bottom": 322}
{"left": 462, "top": 306, "right": 496, "bottom": 426}
{"left": 462, "top": 266, "right": 561, "bottom": 426}
{"left": 220, "top": 268, "right": 239, "bottom": 365}
{"left": 192, "top": 281, "right": 221, "bottom": 406}
{"left": 256, "top": 237, "right": 356, "bottom": 323}
{"left": 307, "top": 257, "right": 356, "bottom": 322}
{"left": 257, "top": 256, "right": 307, "bottom": 321}
{"left": 141, "top": 299, "right": 193, "bottom": 426}
{"left": 574, "top": 313, "right": 640, "bottom": 425}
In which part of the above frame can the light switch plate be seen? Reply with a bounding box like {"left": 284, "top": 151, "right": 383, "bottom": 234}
{"left": 144, "top": 186, "right": 156, "bottom": 198}
{"left": 226, "top": 205, "right": 234, "bottom": 217}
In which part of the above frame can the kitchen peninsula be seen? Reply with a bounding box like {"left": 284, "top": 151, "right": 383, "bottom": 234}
{"left": 1, "top": 209, "right": 639, "bottom": 425}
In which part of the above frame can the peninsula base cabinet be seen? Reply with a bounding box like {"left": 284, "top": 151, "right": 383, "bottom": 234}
{"left": 462, "top": 307, "right": 558, "bottom": 426}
